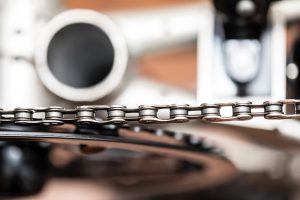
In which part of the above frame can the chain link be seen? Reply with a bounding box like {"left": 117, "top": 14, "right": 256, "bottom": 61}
{"left": 1, "top": 99, "right": 300, "bottom": 125}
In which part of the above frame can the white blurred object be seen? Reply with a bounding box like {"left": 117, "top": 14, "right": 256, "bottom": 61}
{"left": 109, "top": 4, "right": 204, "bottom": 56}
{"left": 286, "top": 63, "right": 299, "bottom": 80}
{"left": 0, "top": 0, "right": 62, "bottom": 59}
{"left": 0, "top": 1, "right": 209, "bottom": 105}
{"left": 236, "top": 0, "right": 256, "bottom": 16}
{"left": 223, "top": 39, "right": 261, "bottom": 83}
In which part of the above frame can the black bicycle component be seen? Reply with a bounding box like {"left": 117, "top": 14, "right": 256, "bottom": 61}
{"left": 0, "top": 124, "right": 236, "bottom": 199}
{"left": 0, "top": 142, "right": 50, "bottom": 197}
{"left": 213, "top": 0, "right": 279, "bottom": 39}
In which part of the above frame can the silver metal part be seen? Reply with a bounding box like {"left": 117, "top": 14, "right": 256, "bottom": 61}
{"left": 0, "top": 99, "right": 300, "bottom": 125}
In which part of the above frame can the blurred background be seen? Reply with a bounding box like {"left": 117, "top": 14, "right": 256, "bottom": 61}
{"left": 3, "top": 0, "right": 300, "bottom": 199}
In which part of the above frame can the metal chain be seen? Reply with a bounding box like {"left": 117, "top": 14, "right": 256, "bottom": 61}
{"left": 1, "top": 99, "right": 300, "bottom": 125}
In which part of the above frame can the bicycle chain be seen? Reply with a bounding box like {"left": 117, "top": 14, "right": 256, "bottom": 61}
{"left": 1, "top": 99, "right": 299, "bottom": 155}
{"left": 0, "top": 99, "right": 299, "bottom": 125}
{"left": 0, "top": 100, "right": 253, "bottom": 197}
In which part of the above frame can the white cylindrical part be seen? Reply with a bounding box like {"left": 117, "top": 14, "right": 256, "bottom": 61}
{"left": 35, "top": 3, "right": 207, "bottom": 102}
{"left": 35, "top": 9, "right": 128, "bottom": 102}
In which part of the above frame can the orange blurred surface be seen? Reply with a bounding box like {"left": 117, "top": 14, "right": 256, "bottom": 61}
{"left": 65, "top": 0, "right": 205, "bottom": 11}
{"left": 139, "top": 46, "right": 197, "bottom": 92}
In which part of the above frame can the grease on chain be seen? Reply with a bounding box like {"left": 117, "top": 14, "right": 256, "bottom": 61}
{"left": 0, "top": 99, "right": 299, "bottom": 125}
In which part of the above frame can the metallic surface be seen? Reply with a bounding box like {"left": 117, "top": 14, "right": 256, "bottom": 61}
{"left": 1, "top": 99, "right": 300, "bottom": 125}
